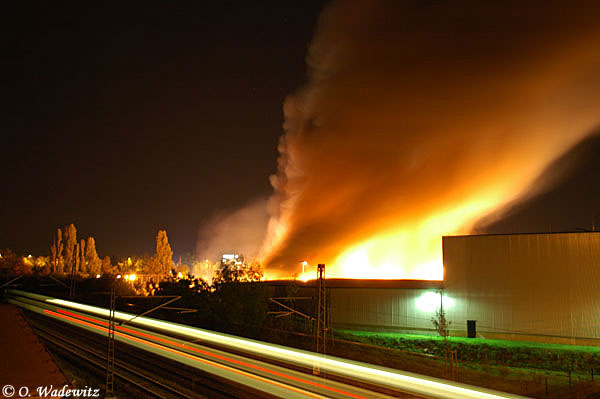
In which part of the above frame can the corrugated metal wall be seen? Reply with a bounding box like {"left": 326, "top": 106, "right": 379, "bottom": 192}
{"left": 330, "top": 288, "right": 439, "bottom": 332}
{"left": 329, "top": 232, "right": 600, "bottom": 342}
{"left": 443, "top": 232, "right": 600, "bottom": 339}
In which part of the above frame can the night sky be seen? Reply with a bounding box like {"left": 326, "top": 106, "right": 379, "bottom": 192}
{"left": 479, "top": 131, "right": 600, "bottom": 235}
{"left": 2, "top": 1, "right": 600, "bottom": 262}
{"left": 1, "top": 2, "right": 325, "bottom": 258}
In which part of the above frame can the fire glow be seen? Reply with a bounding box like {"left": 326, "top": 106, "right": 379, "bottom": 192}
{"left": 258, "top": 1, "right": 600, "bottom": 281}
{"left": 296, "top": 193, "right": 503, "bottom": 280}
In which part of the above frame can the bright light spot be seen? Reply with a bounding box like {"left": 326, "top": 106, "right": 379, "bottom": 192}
{"left": 296, "top": 261, "right": 311, "bottom": 281}
{"left": 116, "top": 274, "right": 122, "bottom": 279}
{"left": 301, "top": 261, "right": 308, "bottom": 277}
{"left": 128, "top": 274, "right": 137, "bottom": 281}
{"left": 96, "top": 274, "right": 101, "bottom": 279}
{"left": 28, "top": 254, "right": 32, "bottom": 258}
{"left": 416, "top": 291, "right": 441, "bottom": 312}
{"left": 177, "top": 272, "right": 183, "bottom": 278}
{"left": 416, "top": 291, "right": 455, "bottom": 312}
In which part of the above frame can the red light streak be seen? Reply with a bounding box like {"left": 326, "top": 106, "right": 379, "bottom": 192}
{"left": 50, "top": 308, "right": 369, "bottom": 399}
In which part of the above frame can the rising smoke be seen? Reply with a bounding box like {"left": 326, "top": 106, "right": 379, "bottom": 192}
{"left": 261, "top": 0, "right": 600, "bottom": 278}
{"left": 196, "top": 197, "right": 269, "bottom": 263}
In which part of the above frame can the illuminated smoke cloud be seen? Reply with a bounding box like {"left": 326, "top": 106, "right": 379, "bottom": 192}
{"left": 196, "top": 197, "right": 269, "bottom": 264}
{"left": 261, "top": 0, "right": 600, "bottom": 278}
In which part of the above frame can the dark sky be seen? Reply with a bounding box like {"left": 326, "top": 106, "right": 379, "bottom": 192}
{"left": 1, "top": 2, "right": 326, "bottom": 258}
{"left": 2, "top": 1, "right": 600, "bottom": 262}
{"left": 478, "top": 132, "right": 600, "bottom": 235}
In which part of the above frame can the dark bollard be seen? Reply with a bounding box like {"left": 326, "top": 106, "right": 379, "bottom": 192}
{"left": 467, "top": 320, "right": 476, "bottom": 338}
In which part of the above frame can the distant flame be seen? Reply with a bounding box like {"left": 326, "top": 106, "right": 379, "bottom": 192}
{"left": 270, "top": 193, "right": 505, "bottom": 280}
{"left": 331, "top": 194, "right": 501, "bottom": 279}
{"left": 258, "top": 1, "right": 600, "bottom": 281}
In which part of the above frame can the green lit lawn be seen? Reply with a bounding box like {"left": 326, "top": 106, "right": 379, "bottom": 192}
{"left": 338, "top": 329, "right": 600, "bottom": 352}
{"left": 335, "top": 329, "right": 600, "bottom": 373}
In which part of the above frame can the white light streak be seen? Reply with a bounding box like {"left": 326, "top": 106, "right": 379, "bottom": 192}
{"left": 42, "top": 295, "right": 527, "bottom": 399}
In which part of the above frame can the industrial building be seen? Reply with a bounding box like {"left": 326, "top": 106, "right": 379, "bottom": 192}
{"left": 328, "top": 231, "right": 600, "bottom": 345}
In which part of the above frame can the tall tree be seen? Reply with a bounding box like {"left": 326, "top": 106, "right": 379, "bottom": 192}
{"left": 50, "top": 238, "right": 56, "bottom": 273}
{"left": 50, "top": 228, "right": 64, "bottom": 273}
{"left": 101, "top": 256, "right": 113, "bottom": 274}
{"left": 75, "top": 241, "right": 80, "bottom": 273}
{"left": 151, "top": 230, "right": 174, "bottom": 276}
{"left": 79, "top": 239, "right": 86, "bottom": 274}
{"left": 63, "top": 224, "right": 77, "bottom": 275}
{"left": 85, "top": 237, "right": 101, "bottom": 275}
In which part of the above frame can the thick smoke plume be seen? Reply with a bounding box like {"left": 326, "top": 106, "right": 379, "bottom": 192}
{"left": 261, "top": 0, "right": 600, "bottom": 279}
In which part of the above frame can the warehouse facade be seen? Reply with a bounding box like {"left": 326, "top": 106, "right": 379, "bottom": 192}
{"left": 443, "top": 231, "right": 600, "bottom": 343}
{"left": 329, "top": 231, "right": 600, "bottom": 345}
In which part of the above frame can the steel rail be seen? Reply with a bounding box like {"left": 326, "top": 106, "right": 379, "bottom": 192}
{"left": 9, "top": 295, "right": 348, "bottom": 399}
{"left": 26, "top": 313, "right": 238, "bottom": 399}
{"left": 34, "top": 324, "right": 195, "bottom": 399}
{"left": 26, "top": 313, "right": 244, "bottom": 399}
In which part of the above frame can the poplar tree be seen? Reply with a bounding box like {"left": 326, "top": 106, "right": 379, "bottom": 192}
{"left": 151, "top": 230, "right": 174, "bottom": 276}
{"left": 79, "top": 239, "right": 86, "bottom": 274}
{"left": 63, "top": 224, "right": 77, "bottom": 275}
{"left": 51, "top": 240, "right": 56, "bottom": 273}
{"left": 75, "top": 241, "right": 80, "bottom": 273}
{"left": 85, "top": 237, "right": 101, "bottom": 275}
{"left": 50, "top": 228, "right": 64, "bottom": 273}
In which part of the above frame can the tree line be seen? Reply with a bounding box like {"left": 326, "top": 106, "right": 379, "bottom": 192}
{"left": 50, "top": 224, "right": 176, "bottom": 277}
{"left": 2, "top": 224, "right": 176, "bottom": 279}
{"left": 50, "top": 224, "right": 107, "bottom": 275}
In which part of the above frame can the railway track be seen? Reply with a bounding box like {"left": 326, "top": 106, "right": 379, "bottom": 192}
{"left": 27, "top": 313, "right": 259, "bottom": 399}
{"left": 7, "top": 289, "right": 529, "bottom": 399}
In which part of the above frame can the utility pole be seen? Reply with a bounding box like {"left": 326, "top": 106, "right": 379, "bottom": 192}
{"left": 105, "top": 281, "right": 117, "bottom": 399}
{"left": 315, "top": 263, "right": 327, "bottom": 355}
{"left": 102, "top": 282, "right": 182, "bottom": 399}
